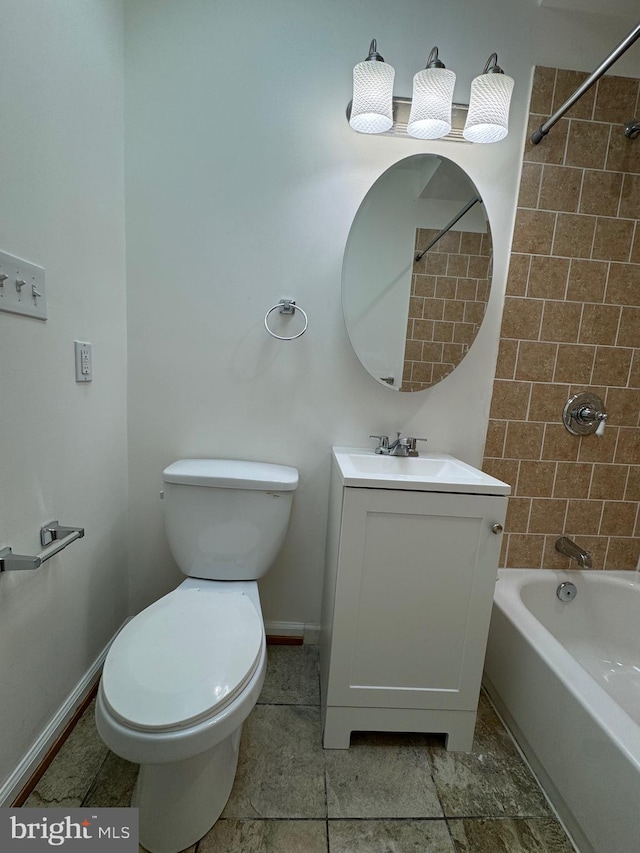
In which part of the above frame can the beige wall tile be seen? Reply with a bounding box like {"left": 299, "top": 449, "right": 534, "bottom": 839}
{"left": 482, "top": 458, "right": 519, "bottom": 488}
{"left": 592, "top": 346, "right": 633, "bottom": 386}
{"left": 605, "top": 262, "right": 640, "bottom": 306}
{"left": 564, "top": 120, "right": 610, "bottom": 169}
{"left": 511, "top": 209, "right": 556, "bottom": 255}
{"left": 606, "top": 130, "right": 640, "bottom": 174}
{"left": 501, "top": 297, "right": 544, "bottom": 340}
{"left": 531, "top": 67, "right": 557, "bottom": 115}
{"left": 527, "top": 256, "right": 570, "bottom": 299}
{"left": 553, "top": 461, "right": 593, "bottom": 498}
{"left": 504, "top": 422, "right": 545, "bottom": 459}
{"left": 529, "top": 382, "right": 570, "bottom": 422}
{"left": 554, "top": 343, "right": 595, "bottom": 383}
{"left": 495, "top": 339, "right": 518, "bottom": 379}
{"left": 516, "top": 341, "right": 558, "bottom": 381}
{"left": 435, "top": 277, "right": 458, "bottom": 300}
{"left": 553, "top": 69, "right": 595, "bottom": 120}
{"left": 605, "top": 388, "right": 640, "bottom": 427}
{"left": 413, "top": 275, "right": 436, "bottom": 298}
{"left": 594, "top": 75, "right": 639, "bottom": 124}
{"left": 552, "top": 213, "right": 596, "bottom": 259}
{"left": 483, "top": 65, "right": 640, "bottom": 571}
{"left": 518, "top": 162, "right": 543, "bottom": 208}
{"left": 619, "top": 175, "right": 640, "bottom": 219}
{"left": 592, "top": 217, "right": 634, "bottom": 262}
{"left": 625, "top": 466, "right": 640, "bottom": 500}
{"left": 565, "top": 499, "right": 603, "bottom": 535}
{"left": 538, "top": 164, "right": 582, "bottom": 212}
{"left": 506, "top": 534, "right": 544, "bottom": 568}
{"left": 578, "top": 425, "right": 618, "bottom": 463}
{"left": 490, "top": 380, "right": 532, "bottom": 420}
{"left": 580, "top": 170, "right": 623, "bottom": 217}
{"left": 540, "top": 300, "right": 582, "bottom": 343}
{"left": 616, "top": 306, "right": 640, "bottom": 348}
{"left": 600, "top": 501, "right": 638, "bottom": 536}
{"left": 524, "top": 115, "right": 569, "bottom": 165}
{"left": 590, "top": 464, "right": 628, "bottom": 500}
{"left": 615, "top": 428, "right": 640, "bottom": 464}
{"left": 579, "top": 303, "right": 621, "bottom": 346}
{"left": 605, "top": 537, "right": 640, "bottom": 570}
{"left": 542, "top": 423, "right": 580, "bottom": 461}
{"left": 505, "top": 497, "right": 532, "bottom": 533}
{"left": 529, "top": 498, "right": 568, "bottom": 533}
{"left": 517, "top": 460, "right": 557, "bottom": 497}
{"left": 566, "top": 259, "right": 608, "bottom": 302}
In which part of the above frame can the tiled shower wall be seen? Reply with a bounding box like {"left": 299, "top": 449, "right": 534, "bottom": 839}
{"left": 402, "top": 229, "right": 491, "bottom": 391}
{"left": 482, "top": 66, "right": 640, "bottom": 570}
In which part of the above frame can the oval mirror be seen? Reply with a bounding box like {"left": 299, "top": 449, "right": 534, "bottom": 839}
{"left": 342, "top": 154, "right": 492, "bottom": 392}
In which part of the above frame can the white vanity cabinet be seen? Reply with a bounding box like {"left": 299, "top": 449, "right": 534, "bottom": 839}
{"left": 320, "top": 448, "right": 509, "bottom": 752}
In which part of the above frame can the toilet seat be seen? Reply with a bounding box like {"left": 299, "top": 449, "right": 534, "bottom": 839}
{"left": 102, "top": 587, "right": 263, "bottom": 733}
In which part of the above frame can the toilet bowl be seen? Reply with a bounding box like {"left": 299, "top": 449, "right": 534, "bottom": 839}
{"left": 96, "top": 459, "right": 298, "bottom": 853}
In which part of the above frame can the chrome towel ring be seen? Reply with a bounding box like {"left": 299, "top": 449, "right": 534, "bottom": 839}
{"left": 264, "top": 299, "right": 308, "bottom": 340}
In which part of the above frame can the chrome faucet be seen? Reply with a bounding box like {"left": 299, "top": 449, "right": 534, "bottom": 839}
{"left": 370, "top": 433, "right": 428, "bottom": 457}
{"left": 555, "top": 536, "right": 593, "bottom": 569}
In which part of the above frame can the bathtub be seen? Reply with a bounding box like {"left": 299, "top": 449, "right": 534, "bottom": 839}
{"left": 483, "top": 569, "right": 640, "bottom": 853}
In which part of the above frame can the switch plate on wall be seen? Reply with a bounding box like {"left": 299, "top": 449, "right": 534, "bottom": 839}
{"left": 75, "top": 341, "right": 92, "bottom": 382}
{"left": 0, "top": 249, "right": 47, "bottom": 320}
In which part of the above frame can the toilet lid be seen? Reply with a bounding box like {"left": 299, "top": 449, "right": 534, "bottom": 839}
{"left": 102, "top": 588, "right": 263, "bottom": 732}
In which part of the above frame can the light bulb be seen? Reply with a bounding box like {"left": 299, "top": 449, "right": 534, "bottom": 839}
{"left": 407, "top": 48, "right": 456, "bottom": 140}
{"left": 463, "top": 54, "right": 514, "bottom": 143}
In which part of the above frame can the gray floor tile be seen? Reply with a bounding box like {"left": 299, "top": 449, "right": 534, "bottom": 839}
{"left": 328, "top": 819, "right": 455, "bottom": 852}
{"left": 199, "top": 819, "right": 327, "bottom": 852}
{"left": 83, "top": 751, "right": 139, "bottom": 808}
{"left": 25, "top": 700, "right": 108, "bottom": 808}
{"left": 326, "top": 732, "right": 442, "bottom": 818}
{"left": 427, "top": 697, "right": 552, "bottom": 818}
{"left": 258, "top": 644, "right": 320, "bottom": 706}
{"left": 448, "top": 818, "right": 576, "bottom": 852}
{"left": 222, "top": 705, "right": 326, "bottom": 819}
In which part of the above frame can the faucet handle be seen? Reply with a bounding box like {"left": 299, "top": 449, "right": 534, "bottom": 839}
{"left": 369, "top": 434, "right": 389, "bottom": 454}
{"left": 405, "top": 437, "right": 428, "bottom": 457}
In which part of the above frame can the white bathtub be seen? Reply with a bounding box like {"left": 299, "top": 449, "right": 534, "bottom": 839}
{"left": 483, "top": 569, "right": 640, "bottom": 853}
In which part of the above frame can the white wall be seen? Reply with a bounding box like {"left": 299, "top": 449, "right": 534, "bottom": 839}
{"left": 124, "top": 0, "right": 640, "bottom": 630}
{"left": 0, "top": 1, "right": 127, "bottom": 799}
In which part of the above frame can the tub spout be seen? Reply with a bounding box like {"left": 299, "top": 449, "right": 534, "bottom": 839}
{"left": 556, "top": 536, "right": 592, "bottom": 568}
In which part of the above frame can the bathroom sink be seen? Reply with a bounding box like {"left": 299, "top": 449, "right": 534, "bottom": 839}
{"left": 332, "top": 447, "right": 511, "bottom": 495}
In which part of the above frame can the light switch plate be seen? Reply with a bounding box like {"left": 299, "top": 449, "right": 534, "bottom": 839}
{"left": 0, "top": 249, "right": 47, "bottom": 320}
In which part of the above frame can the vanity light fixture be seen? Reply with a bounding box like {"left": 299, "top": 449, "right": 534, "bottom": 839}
{"left": 407, "top": 47, "right": 456, "bottom": 140}
{"left": 349, "top": 39, "right": 395, "bottom": 134}
{"left": 463, "top": 53, "right": 514, "bottom": 143}
{"left": 347, "top": 41, "right": 513, "bottom": 143}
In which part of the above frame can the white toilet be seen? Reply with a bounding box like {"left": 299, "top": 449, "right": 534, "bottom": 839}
{"left": 95, "top": 458, "right": 299, "bottom": 853}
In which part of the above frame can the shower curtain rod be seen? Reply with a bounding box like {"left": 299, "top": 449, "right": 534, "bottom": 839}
{"left": 531, "top": 20, "right": 640, "bottom": 145}
{"left": 415, "top": 196, "right": 482, "bottom": 262}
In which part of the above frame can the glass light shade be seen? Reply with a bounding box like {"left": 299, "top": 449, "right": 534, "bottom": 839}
{"left": 407, "top": 67, "right": 456, "bottom": 139}
{"left": 463, "top": 72, "right": 514, "bottom": 143}
{"left": 349, "top": 59, "right": 395, "bottom": 134}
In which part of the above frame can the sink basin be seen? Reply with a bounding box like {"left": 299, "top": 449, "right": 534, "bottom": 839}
{"left": 333, "top": 447, "right": 511, "bottom": 495}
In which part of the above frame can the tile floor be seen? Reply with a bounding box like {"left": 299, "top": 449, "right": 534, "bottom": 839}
{"left": 24, "top": 644, "right": 576, "bottom": 852}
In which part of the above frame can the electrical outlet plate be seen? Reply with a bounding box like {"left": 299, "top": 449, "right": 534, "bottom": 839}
{"left": 0, "top": 249, "right": 47, "bottom": 320}
{"left": 74, "top": 341, "right": 92, "bottom": 382}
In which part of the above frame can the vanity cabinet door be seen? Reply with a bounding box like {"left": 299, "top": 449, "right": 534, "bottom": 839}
{"left": 325, "top": 487, "right": 506, "bottom": 711}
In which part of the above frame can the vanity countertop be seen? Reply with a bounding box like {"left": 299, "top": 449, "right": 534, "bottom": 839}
{"left": 332, "top": 447, "right": 511, "bottom": 496}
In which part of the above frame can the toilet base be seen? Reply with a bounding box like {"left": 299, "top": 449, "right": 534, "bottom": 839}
{"left": 135, "top": 723, "right": 243, "bottom": 853}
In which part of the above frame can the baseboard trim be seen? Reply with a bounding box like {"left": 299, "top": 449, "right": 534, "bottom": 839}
{"left": 2, "top": 639, "right": 113, "bottom": 807}
{"left": 264, "top": 620, "right": 320, "bottom": 645}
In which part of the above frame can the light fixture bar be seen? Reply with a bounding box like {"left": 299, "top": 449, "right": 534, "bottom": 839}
{"left": 347, "top": 97, "right": 470, "bottom": 141}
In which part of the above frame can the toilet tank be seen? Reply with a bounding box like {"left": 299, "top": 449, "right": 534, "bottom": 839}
{"left": 162, "top": 459, "right": 299, "bottom": 581}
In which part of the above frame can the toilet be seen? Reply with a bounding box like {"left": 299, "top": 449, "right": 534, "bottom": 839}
{"left": 95, "top": 458, "right": 299, "bottom": 853}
